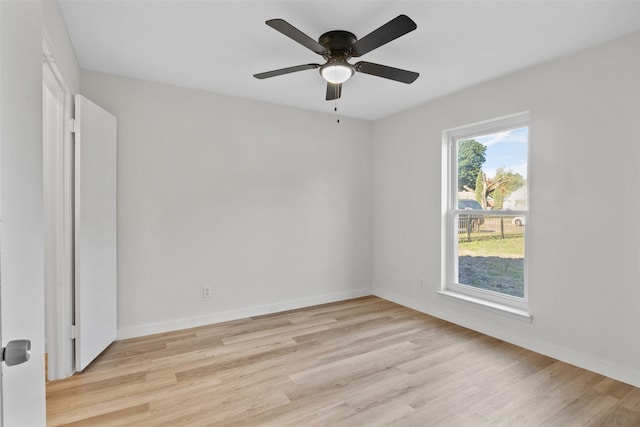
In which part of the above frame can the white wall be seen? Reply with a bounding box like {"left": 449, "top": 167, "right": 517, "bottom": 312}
{"left": 0, "top": 1, "right": 46, "bottom": 425}
{"left": 80, "top": 71, "right": 373, "bottom": 338}
{"left": 372, "top": 32, "right": 640, "bottom": 387}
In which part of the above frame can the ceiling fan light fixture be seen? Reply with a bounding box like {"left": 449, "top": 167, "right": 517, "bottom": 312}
{"left": 320, "top": 62, "right": 354, "bottom": 84}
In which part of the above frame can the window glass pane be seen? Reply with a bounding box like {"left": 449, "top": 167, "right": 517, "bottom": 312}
{"left": 456, "top": 214, "right": 525, "bottom": 297}
{"left": 456, "top": 127, "right": 528, "bottom": 209}
{"left": 454, "top": 126, "right": 528, "bottom": 299}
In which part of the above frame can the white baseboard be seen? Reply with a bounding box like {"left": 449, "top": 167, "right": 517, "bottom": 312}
{"left": 373, "top": 287, "right": 640, "bottom": 389}
{"left": 117, "top": 288, "right": 372, "bottom": 340}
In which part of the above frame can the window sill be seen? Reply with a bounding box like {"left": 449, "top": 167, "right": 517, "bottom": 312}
{"left": 437, "top": 290, "right": 533, "bottom": 323}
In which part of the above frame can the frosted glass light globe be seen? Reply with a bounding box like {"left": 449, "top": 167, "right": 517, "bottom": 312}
{"left": 320, "top": 63, "right": 354, "bottom": 84}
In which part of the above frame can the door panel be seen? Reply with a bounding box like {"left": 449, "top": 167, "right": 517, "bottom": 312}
{"left": 74, "top": 95, "right": 117, "bottom": 371}
{"left": 0, "top": 1, "right": 47, "bottom": 425}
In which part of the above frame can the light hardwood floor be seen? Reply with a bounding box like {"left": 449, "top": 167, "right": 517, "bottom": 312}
{"left": 46, "top": 296, "right": 640, "bottom": 426}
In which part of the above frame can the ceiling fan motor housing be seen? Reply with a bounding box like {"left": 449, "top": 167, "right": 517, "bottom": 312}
{"left": 318, "top": 30, "right": 358, "bottom": 59}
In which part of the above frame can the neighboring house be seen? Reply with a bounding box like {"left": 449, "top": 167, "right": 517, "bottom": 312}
{"left": 503, "top": 187, "right": 528, "bottom": 210}
{"left": 458, "top": 191, "right": 476, "bottom": 201}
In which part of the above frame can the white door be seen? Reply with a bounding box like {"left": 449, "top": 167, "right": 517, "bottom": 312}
{"left": 74, "top": 95, "right": 118, "bottom": 371}
{"left": 1, "top": 1, "right": 47, "bottom": 425}
{"left": 0, "top": 302, "right": 2, "bottom": 427}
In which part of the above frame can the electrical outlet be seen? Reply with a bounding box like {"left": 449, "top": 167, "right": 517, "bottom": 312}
{"left": 202, "top": 286, "right": 212, "bottom": 298}
{"left": 419, "top": 279, "right": 425, "bottom": 288}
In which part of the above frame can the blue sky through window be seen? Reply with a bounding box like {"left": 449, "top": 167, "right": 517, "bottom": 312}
{"left": 475, "top": 127, "right": 528, "bottom": 179}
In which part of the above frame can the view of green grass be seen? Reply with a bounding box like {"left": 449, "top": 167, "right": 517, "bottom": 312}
{"left": 458, "top": 235, "right": 525, "bottom": 297}
{"left": 458, "top": 235, "right": 524, "bottom": 258}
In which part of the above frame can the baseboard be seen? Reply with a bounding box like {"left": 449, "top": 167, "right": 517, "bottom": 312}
{"left": 373, "top": 287, "right": 640, "bottom": 389}
{"left": 117, "top": 288, "right": 372, "bottom": 340}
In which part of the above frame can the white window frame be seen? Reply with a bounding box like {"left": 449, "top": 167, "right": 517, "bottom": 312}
{"left": 440, "top": 112, "right": 531, "bottom": 321}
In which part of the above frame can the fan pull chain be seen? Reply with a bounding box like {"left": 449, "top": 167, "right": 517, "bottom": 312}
{"left": 334, "top": 99, "right": 340, "bottom": 124}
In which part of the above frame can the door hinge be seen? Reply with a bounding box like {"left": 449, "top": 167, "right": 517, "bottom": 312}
{"left": 67, "top": 118, "right": 77, "bottom": 134}
{"left": 69, "top": 324, "right": 78, "bottom": 340}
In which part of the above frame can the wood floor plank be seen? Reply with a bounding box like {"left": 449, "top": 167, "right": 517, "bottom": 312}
{"left": 621, "top": 387, "right": 640, "bottom": 411}
{"left": 289, "top": 341, "right": 418, "bottom": 387}
{"left": 59, "top": 403, "right": 150, "bottom": 427}
{"left": 46, "top": 296, "right": 640, "bottom": 426}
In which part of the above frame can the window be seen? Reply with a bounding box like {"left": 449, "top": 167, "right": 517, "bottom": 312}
{"left": 442, "top": 112, "right": 530, "bottom": 318}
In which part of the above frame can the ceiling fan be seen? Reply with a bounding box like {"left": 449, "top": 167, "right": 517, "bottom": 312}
{"left": 254, "top": 15, "right": 419, "bottom": 101}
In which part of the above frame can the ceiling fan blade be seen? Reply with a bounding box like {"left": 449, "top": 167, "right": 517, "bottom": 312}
{"left": 254, "top": 63, "right": 320, "bottom": 79}
{"left": 351, "top": 15, "right": 417, "bottom": 57}
{"left": 266, "top": 19, "right": 327, "bottom": 55}
{"left": 326, "top": 83, "right": 342, "bottom": 101}
{"left": 355, "top": 61, "right": 419, "bottom": 84}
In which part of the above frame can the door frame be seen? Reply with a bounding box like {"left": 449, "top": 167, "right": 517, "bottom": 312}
{"left": 42, "top": 35, "right": 75, "bottom": 380}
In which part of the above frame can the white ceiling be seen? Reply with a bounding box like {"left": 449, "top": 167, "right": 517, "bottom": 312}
{"left": 58, "top": 1, "right": 640, "bottom": 120}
